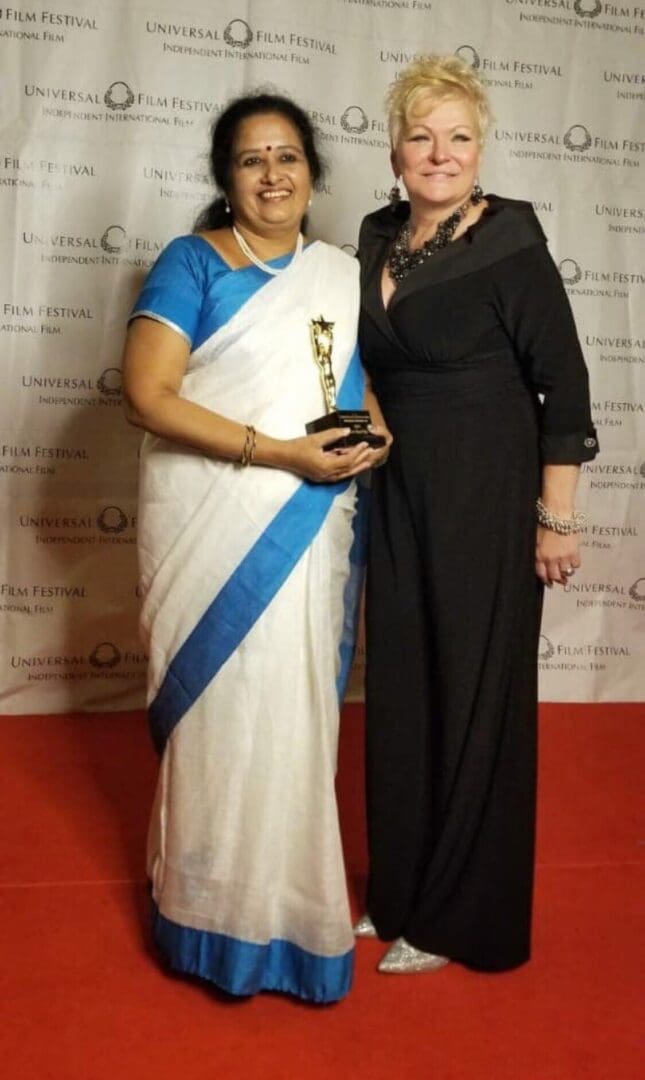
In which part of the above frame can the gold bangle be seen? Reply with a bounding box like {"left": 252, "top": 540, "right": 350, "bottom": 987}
{"left": 239, "top": 424, "right": 256, "bottom": 467}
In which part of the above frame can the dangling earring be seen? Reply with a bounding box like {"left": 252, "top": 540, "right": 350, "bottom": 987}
{"left": 224, "top": 197, "right": 231, "bottom": 214}
{"left": 388, "top": 179, "right": 401, "bottom": 211}
{"left": 471, "top": 181, "right": 484, "bottom": 204}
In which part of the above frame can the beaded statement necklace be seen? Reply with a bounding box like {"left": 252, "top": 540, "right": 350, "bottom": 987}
{"left": 386, "top": 189, "right": 483, "bottom": 285}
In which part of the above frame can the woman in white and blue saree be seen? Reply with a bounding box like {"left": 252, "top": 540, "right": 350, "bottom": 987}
{"left": 123, "top": 95, "right": 391, "bottom": 1003}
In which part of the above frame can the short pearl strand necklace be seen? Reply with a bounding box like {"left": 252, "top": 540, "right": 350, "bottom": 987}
{"left": 232, "top": 224, "right": 303, "bottom": 276}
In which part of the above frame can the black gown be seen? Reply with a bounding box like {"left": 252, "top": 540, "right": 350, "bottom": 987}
{"left": 358, "top": 196, "right": 598, "bottom": 971}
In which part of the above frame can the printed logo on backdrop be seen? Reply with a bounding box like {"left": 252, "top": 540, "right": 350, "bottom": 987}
{"left": 449, "top": 44, "right": 563, "bottom": 92}
{"left": 96, "top": 369, "right": 122, "bottom": 398}
{"left": 223, "top": 19, "right": 253, "bottom": 47}
{"left": 538, "top": 635, "right": 555, "bottom": 661}
{"left": 594, "top": 202, "right": 645, "bottom": 236}
{"left": 539, "top": 635, "right": 632, "bottom": 673}
{"left": 21, "top": 224, "right": 164, "bottom": 269}
{"left": 89, "top": 643, "right": 122, "bottom": 669}
{"left": 104, "top": 82, "right": 136, "bottom": 111}
{"left": 142, "top": 163, "right": 212, "bottom": 204}
{"left": 17, "top": 507, "right": 137, "bottom": 547}
{"left": 581, "top": 458, "right": 645, "bottom": 491}
{"left": 10, "top": 644, "right": 147, "bottom": 682}
{"left": 455, "top": 45, "right": 481, "bottom": 68}
{"left": 343, "top": 0, "right": 433, "bottom": 9}
{"left": 341, "top": 107, "right": 369, "bottom": 135}
{"left": 563, "top": 125, "right": 592, "bottom": 153}
{"left": 585, "top": 332, "right": 645, "bottom": 368}
{"left": 558, "top": 257, "right": 645, "bottom": 298}
{"left": 578, "top": 519, "right": 640, "bottom": 551}
{"left": 574, "top": 0, "right": 602, "bottom": 16}
{"left": 97, "top": 506, "right": 128, "bottom": 534}
{"left": 0, "top": 442, "right": 90, "bottom": 481}
{"left": 19, "top": 363, "right": 128, "bottom": 414}
{"left": 19, "top": 371, "right": 126, "bottom": 410}
{"left": 504, "top": 0, "right": 645, "bottom": 36}
{"left": 310, "top": 107, "right": 388, "bottom": 149}
{"left": 628, "top": 578, "right": 645, "bottom": 602}
{"left": 493, "top": 124, "right": 644, "bottom": 168}
{"left": 1, "top": 300, "right": 93, "bottom": 337}
{"left": 379, "top": 42, "right": 564, "bottom": 91}
{"left": 1, "top": 580, "right": 87, "bottom": 616}
{"left": 591, "top": 398, "right": 644, "bottom": 434}
{"left": 558, "top": 259, "right": 582, "bottom": 286}
{"left": 603, "top": 68, "right": 645, "bottom": 102}
{"left": 0, "top": 7, "right": 98, "bottom": 45}
{"left": 23, "top": 81, "right": 220, "bottom": 132}
{"left": 1, "top": 155, "right": 98, "bottom": 191}
{"left": 562, "top": 575, "right": 645, "bottom": 612}
{"left": 100, "top": 226, "right": 127, "bottom": 254}
{"left": 144, "top": 15, "right": 337, "bottom": 65}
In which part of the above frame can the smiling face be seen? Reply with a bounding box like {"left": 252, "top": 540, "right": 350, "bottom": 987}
{"left": 227, "top": 112, "right": 313, "bottom": 238}
{"left": 392, "top": 95, "right": 481, "bottom": 214}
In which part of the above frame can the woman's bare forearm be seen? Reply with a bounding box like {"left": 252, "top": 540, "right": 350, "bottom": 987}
{"left": 124, "top": 388, "right": 290, "bottom": 468}
{"left": 540, "top": 464, "right": 581, "bottom": 515}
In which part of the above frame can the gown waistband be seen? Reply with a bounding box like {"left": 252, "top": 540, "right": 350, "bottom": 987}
{"left": 371, "top": 354, "right": 526, "bottom": 402}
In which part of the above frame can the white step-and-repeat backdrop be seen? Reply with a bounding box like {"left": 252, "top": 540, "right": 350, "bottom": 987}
{"left": 1, "top": 0, "right": 643, "bottom": 712}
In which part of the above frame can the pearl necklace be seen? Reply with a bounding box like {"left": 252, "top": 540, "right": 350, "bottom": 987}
{"left": 232, "top": 225, "right": 303, "bottom": 276}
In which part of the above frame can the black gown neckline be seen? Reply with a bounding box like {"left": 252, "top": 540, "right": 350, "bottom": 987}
{"left": 361, "top": 194, "right": 547, "bottom": 354}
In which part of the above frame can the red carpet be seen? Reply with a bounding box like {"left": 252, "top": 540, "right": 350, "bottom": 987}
{"left": 0, "top": 704, "right": 642, "bottom": 1079}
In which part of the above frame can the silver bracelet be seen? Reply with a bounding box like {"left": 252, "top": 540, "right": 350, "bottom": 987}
{"left": 536, "top": 497, "right": 587, "bottom": 535}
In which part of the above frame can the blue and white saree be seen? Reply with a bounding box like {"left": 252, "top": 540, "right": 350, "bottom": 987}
{"left": 130, "top": 236, "right": 364, "bottom": 1002}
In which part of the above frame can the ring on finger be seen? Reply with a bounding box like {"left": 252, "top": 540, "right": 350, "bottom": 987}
{"left": 563, "top": 566, "right": 575, "bottom": 576}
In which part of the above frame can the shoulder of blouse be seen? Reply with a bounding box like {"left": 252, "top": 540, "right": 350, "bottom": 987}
{"left": 168, "top": 233, "right": 229, "bottom": 270}
{"left": 358, "top": 203, "right": 408, "bottom": 248}
{"left": 480, "top": 194, "right": 547, "bottom": 246}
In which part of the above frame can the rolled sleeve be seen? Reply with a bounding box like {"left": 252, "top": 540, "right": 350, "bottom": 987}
{"left": 540, "top": 429, "right": 599, "bottom": 464}
{"left": 494, "top": 241, "right": 599, "bottom": 464}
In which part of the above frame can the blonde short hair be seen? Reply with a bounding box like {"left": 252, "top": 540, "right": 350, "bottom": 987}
{"left": 386, "top": 54, "right": 492, "bottom": 146}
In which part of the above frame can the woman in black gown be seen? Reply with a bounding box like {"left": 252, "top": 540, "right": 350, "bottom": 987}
{"left": 355, "top": 56, "right": 598, "bottom": 973}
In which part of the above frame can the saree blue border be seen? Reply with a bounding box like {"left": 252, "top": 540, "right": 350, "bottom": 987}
{"left": 152, "top": 902, "right": 354, "bottom": 1003}
{"left": 148, "top": 346, "right": 365, "bottom": 754}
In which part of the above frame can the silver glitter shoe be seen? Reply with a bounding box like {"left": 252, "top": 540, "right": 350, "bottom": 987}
{"left": 378, "top": 937, "right": 450, "bottom": 974}
{"left": 353, "top": 914, "right": 378, "bottom": 938}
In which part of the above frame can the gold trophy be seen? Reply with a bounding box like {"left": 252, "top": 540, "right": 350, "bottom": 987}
{"left": 305, "top": 315, "right": 385, "bottom": 450}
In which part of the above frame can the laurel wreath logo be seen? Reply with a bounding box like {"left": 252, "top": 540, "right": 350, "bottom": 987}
{"left": 341, "top": 106, "right": 369, "bottom": 135}
{"left": 89, "top": 642, "right": 122, "bottom": 669}
{"left": 574, "top": 0, "right": 602, "bottom": 18}
{"left": 96, "top": 506, "right": 129, "bottom": 534}
{"left": 558, "top": 259, "right": 583, "bottom": 286}
{"left": 104, "top": 82, "right": 135, "bottom": 111}
{"left": 455, "top": 45, "right": 481, "bottom": 70}
{"left": 538, "top": 636, "right": 555, "bottom": 661}
{"left": 97, "top": 368, "right": 122, "bottom": 397}
{"left": 223, "top": 19, "right": 253, "bottom": 47}
{"left": 563, "top": 125, "right": 593, "bottom": 153}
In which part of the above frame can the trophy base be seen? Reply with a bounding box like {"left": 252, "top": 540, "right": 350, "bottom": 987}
{"left": 306, "top": 409, "right": 386, "bottom": 450}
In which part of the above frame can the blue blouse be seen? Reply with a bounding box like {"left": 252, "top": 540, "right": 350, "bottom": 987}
{"left": 130, "top": 234, "right": 302, "bottom": 349}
